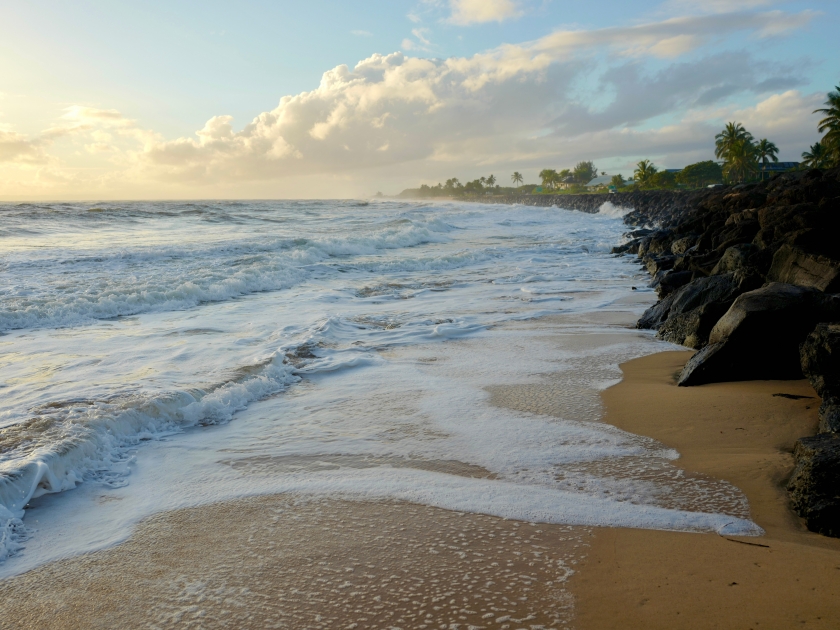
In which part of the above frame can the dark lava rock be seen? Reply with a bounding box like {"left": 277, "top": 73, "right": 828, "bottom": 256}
{"left": 678, "top": 283, "right": 839, "bottom": 386}
{"left": 638, "top": 274, "right": 746, "bottom": 347}
{"left": 644, "top": 254, "right": 676, "bottom": 276}
{"left": 670, "top": 236, "right": 696, "bottom": 255}
{"left": 801, "top": 323, "right": 840, "bottom": 397}
{"left": 788, "top": 433, "right": 840, "bottom": 537}
{"left": 711, "top": 243, "right": 759, "bottom": 276}
{"left": 801, "top": 323, "right": 840, "bottom": 433}
{"left": 658, "top": 301, "right": 732, "bottom": 349}
{"left": 656, "top": 270, "right": 693, "bottom": 298}
{"left": 768, "top": 244, "right": 840, "bottom": 292}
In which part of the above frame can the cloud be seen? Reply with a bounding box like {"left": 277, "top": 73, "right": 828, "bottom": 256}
{"left": 0, "top": 106, "right": 153, "bottom": 169}
{"left": 351, "top": 30, "right": 373, "bottom": 37}
{"left": 530, "top": 11, "right": 815, "bottom": 60}
{"left": 0, "top": 130, "right": 45, "bottom": 164}
{"left": 0, "top": 7, "right": 820, "bottom": 197}
{"left": 402, "top": 28, "right": 434, "bottom": 51}
{"left": 136, "top": 6, "right": 812, "bottom": 184}
{"left": 447, "top": 0, "right": 522, "bottom": 25}
{"left": 663, "top": 0, "right": 783, "bottom": 15}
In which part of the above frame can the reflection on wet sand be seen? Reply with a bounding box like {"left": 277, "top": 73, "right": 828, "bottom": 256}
{"left": 0, "top": 497, "right": 584, "bottom": 629}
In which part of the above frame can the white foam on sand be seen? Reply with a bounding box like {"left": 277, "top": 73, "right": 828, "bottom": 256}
{"left": 1, "top": 319, "right": 761, "bottom": 578}
{"left": 0, "top": 199, "right": 761, "bottom": 576}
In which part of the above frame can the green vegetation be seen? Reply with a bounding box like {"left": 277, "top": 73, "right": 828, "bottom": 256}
{"left": 802, "top": 142, "right": 830, "bottom": 168}
{"left": 399, "top": 174, "right": 534, "bottom": 198}
{"left": 710, "top": 122, "right": 783, "bottom": 183}
{"left": 807, "top": 84, "right": 840, "bottom": 168}
{"left": 676, "top": 161, "right": 723, "bottom": 187}
{"left": 633, "top": 159, "right": 658, "bottom": 187}
{"left": 399, "top": 82, "right": 839, "bottom": 199}
{"left": 756, "top": 138, "right": 780, "bottom": 180}
{"left": 573, "top": 161, "right": 597, "bottom": 184}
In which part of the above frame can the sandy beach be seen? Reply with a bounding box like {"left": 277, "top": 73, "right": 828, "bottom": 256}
{"left": 575, "top": 351, "right": 840, "bottom": 629}
{"left": 2, "top": 327, "right": 840, "bottom": 629}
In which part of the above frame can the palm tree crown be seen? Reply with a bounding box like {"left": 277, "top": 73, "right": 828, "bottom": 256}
{"left": 538, "top": 169, "right": 558, "bottom": 189}
{"left": 634, "top": 160, "right": 658, "bottom": 186}
{"left": 802, "top": 142, "right": 829, "bottom": 169}
{"left": 511, "top": 172, "right": 523, "bottom": 186}
{"left": 755, "top": 138, "right": 779, "bottom": 180}
{"left": 814, "top": 84, "right": 840, "bottom": 167}
{"left": 715, "top": 122, "right": 753, "bottom": 161}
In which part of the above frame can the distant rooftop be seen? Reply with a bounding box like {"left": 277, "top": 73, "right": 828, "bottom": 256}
{"left": 585, "top": 175, "right": 613, "bottom": 187}
{"left": 762, "top": 162, "right": 800, "bottom": 171}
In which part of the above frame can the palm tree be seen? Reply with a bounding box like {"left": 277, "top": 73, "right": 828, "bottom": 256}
{"left": 511, "top": 172, "right": 523, "bottom": 186}
{"left": 802, "top": 142, "right": 829, "bottom": 169}
{"left": 755, "top": 138, "right": 779, "bottom": 180}
{"left": 722, "top": 139, "right": 758, "bottom": 183}
{"left": 814, "top": 84, "right": 840, "bottom": 167}
{"left": 486, "top": 175, "right": 496, "bottom": 187}
{"left": 715, "top": 122, "right": 753, "bottom": 161}
{"left": 538, "top": 169, "right": 558, "bottom": 189}
{"left": 634, "top": 160, "right": 658, "bottom": 187}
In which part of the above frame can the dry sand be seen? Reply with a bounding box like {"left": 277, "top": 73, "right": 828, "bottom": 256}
{"left": 574, "top": 351, "right": 840, "bottom": 629}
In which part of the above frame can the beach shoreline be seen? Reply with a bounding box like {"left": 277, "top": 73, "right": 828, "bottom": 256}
{"left": 3, "top": 316, "right": 839, "bottom": 628}
{"left": 573, "top": 351, "right": 840, "bottom": 629}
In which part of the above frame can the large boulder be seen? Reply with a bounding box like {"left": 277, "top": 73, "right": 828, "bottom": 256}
{"left": 661, "top": 274, "right": 751, "bottom": 348}
{"left": 638, "top": 274, "right": 742, "bottom": 333}
{"left": 678, "top": 283, "right": 840, "bottom": 386}
{"left": 658, "top": 300, "right": 732, "bottom": 349}
{"left": 788, "top": 433, "right": 840, "bottom": 537}
{"left": 801, "top": 323, "right": 840, "bottom": 397}
{"left": 767, "top": 244, "right": 840, "bottom": 292}
{"left": 801, "top": 323, "right": 840, "bottom": 433}
{"left": 655, "top": 270, "right": 693, "bottom": 298}
{"left": 711, "top": 243, "right": 759, "bottom": 276}
{"left": 670, "top": 235, "right": 696, "bottom": 255}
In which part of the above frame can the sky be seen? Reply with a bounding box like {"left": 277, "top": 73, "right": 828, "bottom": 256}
{"left": 0, "top": 0, "right": 837, "bottom": 200}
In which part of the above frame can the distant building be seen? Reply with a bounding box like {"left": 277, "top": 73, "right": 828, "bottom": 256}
{"left": 556, "top": 175, "right": 577, "bottom": 190}
{"left": 761, "top": 162, "right": 800, "bottom": 175}
{"left": 584, "top": 175, "right": 613, "bottom": 189}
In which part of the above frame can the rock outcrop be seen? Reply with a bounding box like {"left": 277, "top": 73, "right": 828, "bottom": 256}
{"left": 678, "top": 284, "right": 840, "bottom": 385}
{"left": 800, "top": 323, "right": 840, "bottom": 433}
{"left": 618, "top": 167, "right": 840, "bottom": 538}
{"left": 788, "top": 434, "right": 840, "bottom": 537}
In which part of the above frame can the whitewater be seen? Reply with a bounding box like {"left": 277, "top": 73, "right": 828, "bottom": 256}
{"left": 0, "top": 199, "right": 760, "bottom": 576}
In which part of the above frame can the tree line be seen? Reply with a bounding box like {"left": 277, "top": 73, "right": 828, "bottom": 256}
{"left": 400, "top": 82, "right": 840, "bottom": 198}
{"left": 630, "top": 82, "right": 839, "bottom": 188}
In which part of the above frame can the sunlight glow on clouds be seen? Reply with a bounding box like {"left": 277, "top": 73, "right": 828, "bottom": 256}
{"left": 0, "top": 7, "right": 823, "bottom": 198}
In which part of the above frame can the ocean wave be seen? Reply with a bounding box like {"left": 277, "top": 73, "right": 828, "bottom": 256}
{"left": 0, "top": 354, "right": 300, "bottom": 561}
{"left": 0, "top": 218, "right": 454, "bottom": 333}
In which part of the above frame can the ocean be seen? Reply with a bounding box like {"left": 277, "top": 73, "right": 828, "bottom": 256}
{"left": 0, "top": 199, "right": 760, "bottom": 577}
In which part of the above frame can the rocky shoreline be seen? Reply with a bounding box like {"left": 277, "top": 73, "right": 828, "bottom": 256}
{"left": 474, "top": 189, "right": 696, "bottom": 222}
{"left": 609, "top": 168, "right": 840, "bottom": 537}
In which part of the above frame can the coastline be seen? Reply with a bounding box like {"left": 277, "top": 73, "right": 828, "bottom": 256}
{"left": 573, "top": 351, "right": 840, "bottom": 628}
{"left": 2, "top": 310, "right": 838, "bottom": 627}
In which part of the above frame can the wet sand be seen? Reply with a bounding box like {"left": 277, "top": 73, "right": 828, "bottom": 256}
{"left": 574, "top": 351, "right": 840, "bottom": 629}
{"left": 0, "top": 497, "right": 584, "bottom": 629}
{"left": 3, "top": 325, "right": 840, "bottom": 628}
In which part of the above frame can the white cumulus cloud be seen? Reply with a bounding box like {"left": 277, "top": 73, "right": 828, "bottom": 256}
{"left": 0, "top": 7, "right": 822, "bottom": 197}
